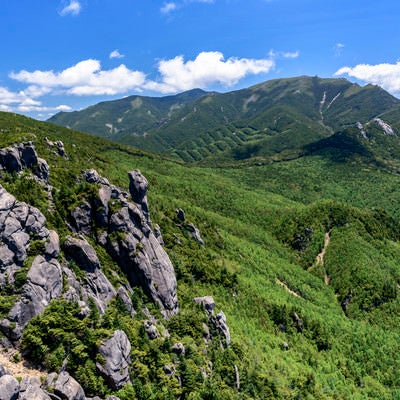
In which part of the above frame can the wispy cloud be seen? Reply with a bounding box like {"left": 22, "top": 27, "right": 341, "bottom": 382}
{"left": 109, "top": 49, "right": 125, "bottom": 59}
{"left": 335, "top": 61, "right": 400, "bottom": 96}
{"left": 268, "top": 49, "right": 300, "bottom": 59}
{"left": 334, "top": 43, "right": 345, "bottom": 57}
{"left": 161, "top": 2, "right": 178, "bottom": 14}
{"left": 9, "top": 52, "right": 275, "bottom": 98}
{"left": 160, "top": 0, "right": 215, "bottom": 14}
{"left": 59, "top": 0, "right": 82, "bottom": 16}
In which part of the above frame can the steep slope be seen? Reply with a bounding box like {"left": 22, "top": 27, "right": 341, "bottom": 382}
{"left": 2, "top": 112, "right": 400, "bottom": 399}
{"left": 48, "top": 76, "right": 400, "bottom": 162}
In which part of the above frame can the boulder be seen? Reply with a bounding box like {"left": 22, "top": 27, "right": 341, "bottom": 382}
{"left": 19, "top": 142, "right": 38, "bottom": 168}
{"left": 70, "top": 201, "right": 92, "bottom": 236}
{"left": 187, "top": 223, "right": 205, "bottom": 246}
{"left": 0, "top": 374, "right": 19, "bottom": 400}
{"left": 0, "top": 147, "right": 22, "bottom": 174}
{"left": 63, "top": 236, "right": 100, "bottom": 272}
{"left": 176, "top": 208, "right": 185, "bottom": 222}
{"left": 9, "top": 255, "right": 63, "bottom": 330}
{"left": 53, "top": 372, "right": 85, "bottom": 400}
{"left": 171, "top": 342, "right": 185, "bottom": 355}
{"left": 35, "top": 158, "right": 50, "bottom": 182}
{"left": 45, "top": 230, "right": 60, "bottom": 259}
{"left": 19, "top": 376, "right": 51, "bottom": 400}
{"left": 194, "top": 296, "right": 215, "bottom": 314}
{"left": 144, "top": 320, "right": 160, "bottom": 340}
{"left": 214, "top": 311, "right": 231, "bottom": 347}
{"left": 96, "top": 330, "right": 131, "bottom": 390}
{"left": 128, "top": 170, "right": 149, "bottom": 217}
{"left": 194, "top": 296, "right": 231, "bottom": 348}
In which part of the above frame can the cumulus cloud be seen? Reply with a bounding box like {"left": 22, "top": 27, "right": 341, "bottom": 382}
{"left": 10, "top": 52, "right": 274, "bottom": 97}
{"left": 59, "top": 0, "right": 81, "bottom": 16}
{"left": 146, "top": 51, "right": 275, "bottom": 93}
{"left": 109, "top": 49, "right": 124, "bottom": 59}
{"left": 0, "top": 85, "right": 71, "bottom": 114}
{"left": 10, "top": 59, "right": 146, "bottom": 96}
{"left": 335, "top": 61, "right": 400, "bottom": 95}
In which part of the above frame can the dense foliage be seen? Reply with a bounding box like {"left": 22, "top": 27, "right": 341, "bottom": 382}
{"left": 1, "top": 110, "right": 400, "bottom": 398}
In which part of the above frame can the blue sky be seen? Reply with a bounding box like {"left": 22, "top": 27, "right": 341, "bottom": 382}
{"left": 1, "top": 0, "right": 400, "bottom": 119}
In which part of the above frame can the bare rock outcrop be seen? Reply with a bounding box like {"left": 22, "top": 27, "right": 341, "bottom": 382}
{"left": 0, "top": 142, "right": 49, "bottom": 184}
{"left": 63, "top": 236, "right": 116, "bottom": 314}
{"left": 49, "top": 371, "right": 86, "bottom": 400}
{"left": 0, "top": 374, "right": 19, "bottom": 400}
{"left": 80, "top": 169, "right": 178, "bottom": 317}
{"left": 194, "top": 296, "right": 231, "bottom": 348}
{"left": 96, "top": 330, "right": 131, "bottom": 390}
{"left": 0, "top": 185, "right": 63, "bottom": 340}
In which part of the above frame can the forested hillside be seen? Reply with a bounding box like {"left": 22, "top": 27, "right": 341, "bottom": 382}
{"left": 0, "top": 110, "right": 400, "bottom": 399}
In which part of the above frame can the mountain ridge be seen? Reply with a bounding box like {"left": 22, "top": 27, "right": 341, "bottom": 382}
{"left": 48, "top": 76, "right": 400, "bottom": 163}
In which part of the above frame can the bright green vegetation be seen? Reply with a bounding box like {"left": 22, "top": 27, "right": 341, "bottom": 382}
{"left": 2, "top": 109, "right": 400, "bottom": 398}
{"left": 49, "top": 76, "right": 400, "bottom": 164}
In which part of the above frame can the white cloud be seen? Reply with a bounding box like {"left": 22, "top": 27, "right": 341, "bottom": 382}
{"left": 0, "top": 85, "right": 71, "bottom": 114}
{"left": 335, "top": 61, "right": 400, "bottom": 95}
{"left": 10, "top": 59, "right": 146, "bottom": 96}
{"left": 59, "top": 0, "right": 81, "bottom": 16}
{"left": 109, "top": 49, "right": 124, "bottom": 59}
{"left": 161, "top": 2, "right": 177, "bottom": 14}
{"left": 146, "top": 51, "right": 275, "bottom": 93}
{"left": 10, "top": 52, "right": 274, "bottom": 97}
{"left": 268, "top": 49, "right": 300, "bottom": 59}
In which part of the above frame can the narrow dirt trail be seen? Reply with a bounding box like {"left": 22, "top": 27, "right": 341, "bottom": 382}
{"left": 276, "top": 279, "right": 303, "bottom": 298}
{"left": 315, "top": 231, "right": 331, "bottom": 285}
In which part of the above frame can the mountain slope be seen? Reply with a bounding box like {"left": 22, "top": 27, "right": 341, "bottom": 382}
{"left": 1, "top": 111, "right": 400, "bottom": 398}
{"left": 48, "top": 76, "right": 400, "bottom": 162}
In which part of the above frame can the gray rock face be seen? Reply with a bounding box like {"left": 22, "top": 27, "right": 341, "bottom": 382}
{"left": 0, "top": 185, "right": 63, "bottom": 339}
{"left": 194, "top": 296, "right": 231, "bottom": 348}
{"left": 116, "top": 286, "right": 136, "bottom": 316}
{"left": 187, "top": 223, "right": 205, "bottom": 246}
{"left": 0, "top": 142, "right": 49, "bottom": 183}
{"left": 96, "top": 330, "right": 131, "bottom": 390}
{"left": 19, "top": 376, "right": 51, "bottom": 400}
{"left": 144, "top": 320, "right": 160, "bottom": 340}
{"left": 128, "top": 170, "right": 149, "bottom": 219}
{"left": 0, "top": 147, "right": 22, "bottom": 174}
{"left": 9, "top": 255, "right": 63, "bottom": 330}
{"left": 63, "top": 236, "right": 100, "bottom": 272}
{"left": 81, "top": 169, "right": 178, "bottom": 317}
{"left": 0, "top": 374, "right": 19, "bottom": 400}
{"left": 71, "top": 201, "right": 92, "bottom": 236}
{"left": 62, "top": 236, "right": 116, "bottom": 314}
{"left": 53, "top": 372, "right": 85, "bottom": 400}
